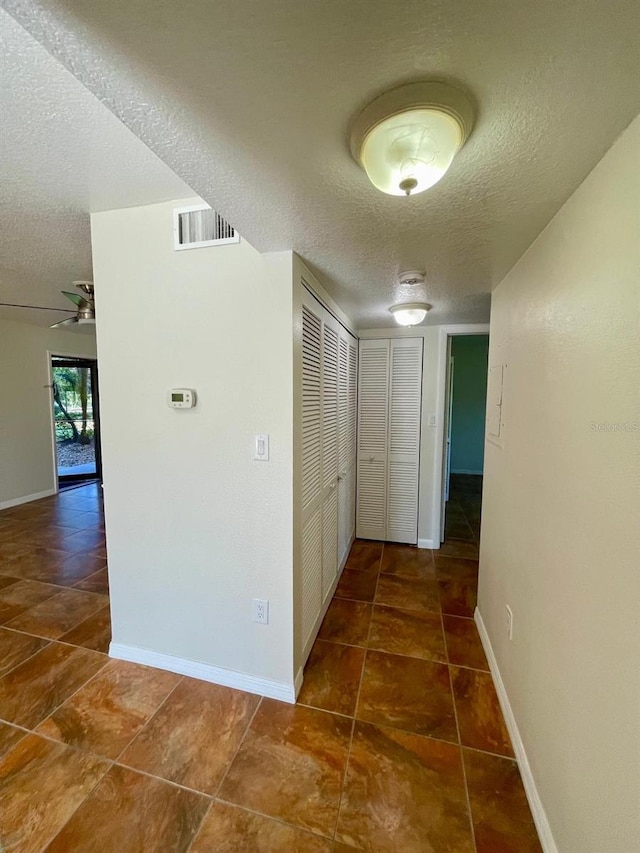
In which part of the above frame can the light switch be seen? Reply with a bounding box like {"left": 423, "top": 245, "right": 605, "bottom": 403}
{"left": 428, "top": 413, "right": 436, "bottom": 427}
{"left": 254, "top": 434, "right": 269, "bottom": 461}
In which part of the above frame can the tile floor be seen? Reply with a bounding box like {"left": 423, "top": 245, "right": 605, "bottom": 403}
{"left": 444, "top": 473, "right": 483, "bottom": 544}
{"left": 0, "top": 483, "right": 542, "bottom": 851}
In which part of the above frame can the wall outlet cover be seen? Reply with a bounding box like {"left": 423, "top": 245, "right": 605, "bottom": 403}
{"left": 252, "top": 598, "right": 269, "bottom": 624}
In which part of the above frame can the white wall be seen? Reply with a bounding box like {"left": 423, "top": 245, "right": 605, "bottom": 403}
{"left": 0, "top": 317, "right": 97, "bottom": 507}
{"left": 91, "top": 198, "right": 296, "bottom": 697}
{"left": 479, "top": 116, "right": 640, "bottom": 852}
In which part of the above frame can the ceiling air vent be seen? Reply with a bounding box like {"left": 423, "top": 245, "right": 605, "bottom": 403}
{"left": 173, "top": 204, "right": 240, "bottom": 250}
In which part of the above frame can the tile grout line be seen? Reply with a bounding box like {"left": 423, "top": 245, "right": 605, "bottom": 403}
{"left": 13, "top": 720, "right": 218, "bottom": 802}
{"left": 210, "top": 798, "right": 335, "bottom": 845}
{"left": 297, "top": 643, "right": 488, "bottom": 687}
{"left": 110, "top": 674, "right": 186, "bottom": 767}
{"left": 71, "top": 565, "right": 109, "bottom": 591}
{"left": 1, "top": 596, "right": 110, "bottom": 644}
{"left": 332, "top": 540, "right": 384, "bottom": 845}
{"left": 212, "top": 694, "right": 264, "bottom": 799}
{"left": 0, "top": 635, "right": 55, "bottom": 682}
{"left": 186, "top": 693, "right": 268, "bottom": 847}
{"left": 28, "top": 754, "right": 116, "bottom": 852}
{"left": 333, "top": 594, "right": 441, "bottom": 615}
{"left": 440, "top": 601, "right": 479, "bottom": 853}
{"left": 110, "top": 760, "right": 215, "bottom": 799}
{"left": 17, "top": 648, "right": 112, "bottom": 735}
{"left": 185, "top": 695, "right": 278, "bottom": 849}
{"left": 345, "top": 714, "right": 477, "bottom": 753}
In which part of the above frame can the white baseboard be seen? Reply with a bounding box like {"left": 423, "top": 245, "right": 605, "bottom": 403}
{"left": 418, "top": 538, "right": 436, "bottom": 549}
{"left": 109, "top": 642, "right": 296, "bottom": 704}
{"left": 474, "top": 608, "right": 558, "bottom": 853}
{"left": 0, "top": 488, "right": 56, "bottom": 510}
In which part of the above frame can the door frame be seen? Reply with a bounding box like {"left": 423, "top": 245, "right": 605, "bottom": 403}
{"left": 442, "top": 352, "right": 454, "bottom": 515}
{"left": 431, "top": 324, "right": 490, "bottom": 547}
{"left": 47, "top": 350, "right": 102, "bottom": 491}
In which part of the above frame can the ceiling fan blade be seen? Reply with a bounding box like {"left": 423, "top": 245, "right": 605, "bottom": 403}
{"left": 61, "top": 290, "right": 92, "bottom": 308}
{"left": 50, "top": 316, "right": 78, "bottom": 329}
{"left": 0, "top": 302, "right": 71, "bottom": 312}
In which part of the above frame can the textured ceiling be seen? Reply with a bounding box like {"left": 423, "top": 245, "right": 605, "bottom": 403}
{"left": 0, "top": 9, "right": 192, "bottom": 327}
{"left": 2, "top": 1, "right": 640, "bottom": 329}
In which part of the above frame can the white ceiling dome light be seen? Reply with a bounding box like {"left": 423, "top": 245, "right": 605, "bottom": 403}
{"left": 350, "top": 82, "right": 474, "bottom": 197}
{"left": 389, "top": 302, "right": 431, "bottom": 326}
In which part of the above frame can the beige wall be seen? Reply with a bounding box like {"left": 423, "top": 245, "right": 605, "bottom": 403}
{"left": 479, "top": 116, "right": 640, "bottom": 852}
{"left": 91, "top": 199, "right": 296, "bottom": 696}
{"left": 0, "top": 317, "right": 97, "bottom": 507}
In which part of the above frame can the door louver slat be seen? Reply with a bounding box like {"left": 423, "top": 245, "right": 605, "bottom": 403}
{"left": 357, "top": 347, "right": 389, "bottom": 454}
{"left": 301, "top": 508, "right": 322, "bottom": 648}
{"left": 302, "top": 306, "right": 322, "bottom": 512}
{"left": 322, "top": 490, "right": 338, "bottom": 597}
{"left": 322, "top": 325, "right": 339, "bottom": 488}
{"left": 338, "top": 337, "right": 349, "bottom": 470}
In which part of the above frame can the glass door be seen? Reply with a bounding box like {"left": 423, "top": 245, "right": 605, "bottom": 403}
{"left": 51, "top": 357, "right": 102, "bottom": 484}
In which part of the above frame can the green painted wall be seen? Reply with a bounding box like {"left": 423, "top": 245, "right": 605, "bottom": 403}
{"left": 450, "top": 335, "right": 489, "bottom": 474}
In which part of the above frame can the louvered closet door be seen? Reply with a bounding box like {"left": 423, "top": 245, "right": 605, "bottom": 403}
{"left": 347, "top": 340, "right": 358, "bottom": 543}
{"left": 356, "top": 339, "right": 390, "bottom": 540}
{"left": 321, "top": 312, "right": 340, "bottom": 599}
{"left": 300, "top": 284, "right": 359, "bottom": 658}
{"left": 337, "top": 329, "right": 357, "bottom": 568}
{"left": 300, "top": 293, "right": 324, "bottom": 648}
{"left": 387, "top": 338, "right": 423, "bottom": 543}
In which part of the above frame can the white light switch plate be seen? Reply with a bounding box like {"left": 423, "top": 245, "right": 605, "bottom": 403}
{"left": 254, "top": 434, "right": 269, "bottom": 461}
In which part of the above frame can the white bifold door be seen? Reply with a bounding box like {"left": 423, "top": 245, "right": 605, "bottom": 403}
{"left": 356, "top": 337, "right": 423, "bottom": 544}
{"left": 300, "top": 288, "right": 357, "bottom": 655}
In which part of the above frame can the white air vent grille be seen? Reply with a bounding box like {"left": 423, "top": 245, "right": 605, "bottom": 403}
{"left": 173, "top": 204, "right": 240, "bottom": 250}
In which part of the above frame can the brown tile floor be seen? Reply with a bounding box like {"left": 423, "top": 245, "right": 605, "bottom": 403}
{"left": 0, "top": 485, "right": 542, "bottom": 852}
{"left": 444, "top": 473, "right": 483, "bottom": 545}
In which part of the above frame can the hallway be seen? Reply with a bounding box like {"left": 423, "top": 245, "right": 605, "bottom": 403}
{"left": 444, "top": 474, "right": 483, "bottom": 545}
{"left": 0, "top": 486, "right": 540, "bottom": 851}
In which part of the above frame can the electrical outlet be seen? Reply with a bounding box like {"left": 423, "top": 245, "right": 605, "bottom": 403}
{"left": 252, "top": 598, "right": 269, "bottom": 625}
{"left": 505, "top": 605, "right": 513, "bottom": 640}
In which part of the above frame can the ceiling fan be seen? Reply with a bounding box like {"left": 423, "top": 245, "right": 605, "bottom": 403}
{"left": 0, "top": 281, "right": 95, "bottom": 330}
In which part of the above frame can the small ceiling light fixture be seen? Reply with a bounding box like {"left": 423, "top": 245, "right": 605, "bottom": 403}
{"left": 389, "top": 302, "right": 431, "bottom": 326}
{"left": 398, "top": 269, "right": 426, "bottom": 286}
{"left": 350, "top": 81, "right": 474, "bottom": 196}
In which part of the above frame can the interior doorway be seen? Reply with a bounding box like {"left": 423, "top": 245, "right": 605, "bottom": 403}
{"left": 438, "top": 331, "right": 489, "bottom": 546}
{"left": 50, "top": 356, "right": 102, "bottom": 486}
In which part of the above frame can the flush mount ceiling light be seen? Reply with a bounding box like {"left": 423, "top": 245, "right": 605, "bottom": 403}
{"left": 389, "top": 302, "right": 431, "bottom": 326}
{"left": 398, "top": 269, "right": 426, "bottom": 286}
{"left": 350, "top": 81, "right": 474, "bottom": 196}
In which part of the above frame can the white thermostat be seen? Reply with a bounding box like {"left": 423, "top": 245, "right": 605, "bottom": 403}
{"left": 168, "top": 388, "right": 196, "bottom": 409}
